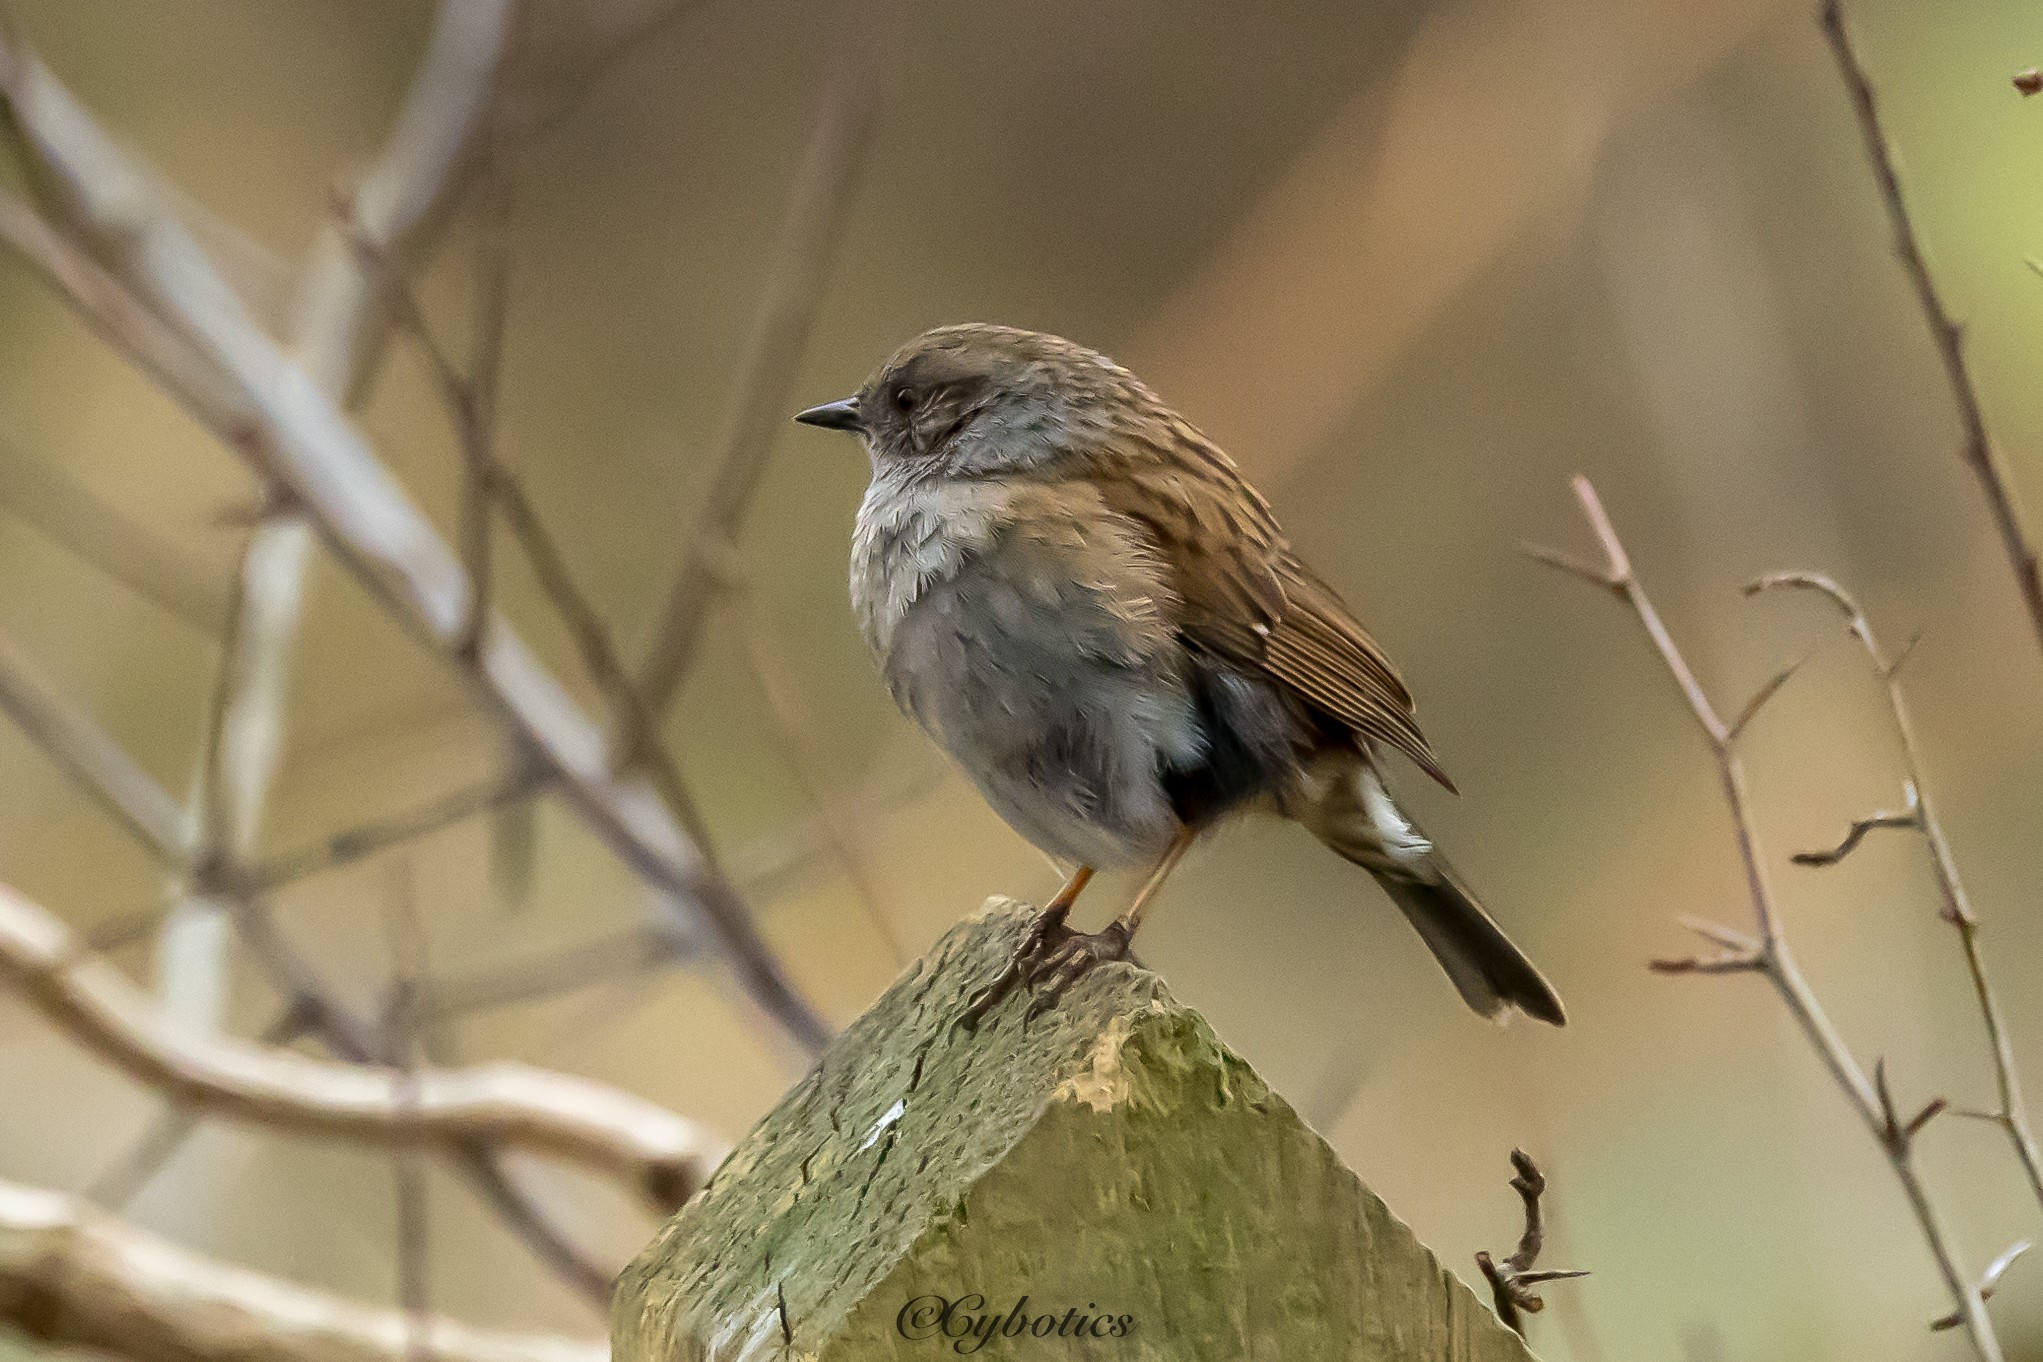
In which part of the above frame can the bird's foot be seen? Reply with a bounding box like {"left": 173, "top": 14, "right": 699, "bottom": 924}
{"left": 958, "top": 911, "right": 1131, "bottom": 1029}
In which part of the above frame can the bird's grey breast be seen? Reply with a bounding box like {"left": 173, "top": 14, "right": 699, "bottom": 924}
{"left": 848, "top": 472, "right": 1203, "bottom": 867}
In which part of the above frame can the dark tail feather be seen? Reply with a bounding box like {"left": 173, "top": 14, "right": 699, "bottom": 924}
{"left": 1284, "top": 749, "right": 1566, "bottom": 1026}
{"left": 1373, "top": 860, "right": 1567, "bottom": 1026}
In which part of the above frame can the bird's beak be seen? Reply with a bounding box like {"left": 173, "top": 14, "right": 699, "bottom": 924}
{"left": 793, "top": 396, "right": 863, "bottom": 432}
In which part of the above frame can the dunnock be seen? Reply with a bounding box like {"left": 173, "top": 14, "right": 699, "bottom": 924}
{"left": 797, "top": 324, "right": 1563, "bottom": 1027}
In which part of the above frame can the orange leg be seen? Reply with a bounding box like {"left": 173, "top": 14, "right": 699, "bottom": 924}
{"left": 958, "top": 863, "right": 1095, "bottom": 1029}
{"left": 1112, "top": 826, "right": 1196, "bottom": 941}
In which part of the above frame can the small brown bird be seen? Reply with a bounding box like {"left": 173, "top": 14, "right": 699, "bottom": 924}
{"left": 796, "top": 324, "right": 1564, "bottom": 1027}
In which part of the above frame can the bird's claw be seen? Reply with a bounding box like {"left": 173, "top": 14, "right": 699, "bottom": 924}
{"left": 1022, "top": 921, "right": 1131, "bottom": 1022}
{"left": 957, "top": 912, "right": 1131, "bottom": 1029}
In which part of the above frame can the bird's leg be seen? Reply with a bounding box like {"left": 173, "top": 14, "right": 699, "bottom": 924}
{"left": 958, "top": 864, "right": 1095, "bottom": 1029}
{"left": 1021, "top": 827, "right": 1196, "bottom": 1022}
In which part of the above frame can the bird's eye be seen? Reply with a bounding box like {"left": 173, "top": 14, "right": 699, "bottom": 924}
{"left": 893, "top": 387, "right": 918, "bottom": 412}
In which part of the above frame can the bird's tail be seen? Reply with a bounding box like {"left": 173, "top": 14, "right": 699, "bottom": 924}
{"left": 1282, "top": 751, "right": 1566, "bottom": 1026}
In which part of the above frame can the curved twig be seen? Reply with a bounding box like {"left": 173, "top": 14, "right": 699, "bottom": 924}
{"left": 1821, "top": 0, "right": 2043, "bottom": 657}
{"left": 1475, "top": 1150, "right": 1588, "bottom": 1335}
{"left": 0, "top": 28, "right": 830, "bottom": 1056}
{"left": 0, "top": 1177, "right": 607, "bottom": 1362}
{"left": 1529, "top": 475, "right": 2004, "bottom": 1360}
{"left": 1748, "top": 570, "right": 2043, "bottom": 1214}
{"left": 0, "top": 882, "right": 725, "bottom": 1211}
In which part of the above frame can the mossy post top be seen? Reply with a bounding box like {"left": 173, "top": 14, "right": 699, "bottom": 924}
{"left": 614, "top": 899, "right": 1541, "bottom": 1361}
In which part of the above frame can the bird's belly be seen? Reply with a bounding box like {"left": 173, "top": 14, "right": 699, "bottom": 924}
{"left": 882, "top": 541, "right": 1201, "bottom": 870}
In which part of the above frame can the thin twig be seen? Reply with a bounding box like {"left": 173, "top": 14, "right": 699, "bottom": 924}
{"left": 1933, "top": 1242, "right": 2032, "bottom": 1331}
{"left": 425, "top": 926, "right": 692, "bottom": 1023}
{"left": 505, "top": 0, "right": 715, "bottom": 149}
{"left": 0, "top": 433, "right": 229, "bottom": 632}
{"left": 88, "top": 998, "right": 318, "bottom": 1209}
{"left": 0, "top": 1176, "right": 606, "bottom": 1362}
{"left": 0, "top": 880, "right": 725, "bottom": 1211}
{"left": 1475, "top": 1149, "right": 1588, "bottom": 1335}
{"left": 236, "top": 767, "right": 543, "bottom": 895}
{"left": 1529, "top": 475, "right": 2004, "bottom": 1360}
{"left": 737, "top": 610, "right": 908, "bottom": 968}
{"left": 0, "top": 40, "right": 830, "bottom": 1055}
{"left": 1821, "top": 0, "right": 2043, "bottom": 657}
{"left": 221, "top": 899, "right": 618, "bottom": 1307}
{"left": 0, "top": 627, "right": 185, "bottom": 857}
{"left": 384, "top": 862, "right": 433, "bottom": 1362}
{"left": 1793, "top": 806, "right": 1920, "bottom": 867}
{"left": 632, "top": 11, "right": 887, "bottom": 721}
{"left": 1750, "top": 570, "right": 2043, "bottom": 1215}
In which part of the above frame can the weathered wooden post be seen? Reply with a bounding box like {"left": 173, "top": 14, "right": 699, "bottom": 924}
{"left": 614, "top": 900, "right": 1541, "bottom": 1360}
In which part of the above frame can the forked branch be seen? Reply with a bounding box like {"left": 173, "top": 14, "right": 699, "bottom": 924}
{"left": 0, "top": 1177, "right": 606, "bottom": 1362}
{"left": 1527, "top": 475, "right": 2004, "bottom": 1360}
{"left": 1821, "top": 0, "right": 2043, "bottom": 657}
{"left": 0, "top": 881, "right": 726, "bottom": 1210}
{"left": 1475, "top": 1149, "right": 1588, "bottom": 1336}
{"left": 1747, "top": 569, "right": 2043, "bottom": 1213}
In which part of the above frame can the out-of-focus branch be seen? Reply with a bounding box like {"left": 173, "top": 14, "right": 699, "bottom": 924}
{"left": 1933, "top": 1242, "right": 2032, "bottom": 1332}
{"left": 0, "top": 881, "right": 726, "bottom": 1211}
{"left": 425, "top": 926, "right": 691, "bottom": 1023}
{"left": 89, "top": 1000, "right": 318, "bottom": 1208}
{"left": 221, "top": 900, "right": 620, "bottom": 1309}
{"left": 632, "top": 10, "right": 886, "bottom": 721}
{"left": 0, "top": 33, "right": 829, "bottom": 1056}
{"left": 383, "top": 864, "right": 433, "bottom": 1362}
{"left": 0, "top": 1177, "right": 607, "bottom": 1362}
{"left": 1474, "top": 1150, "right": 1587, "bottom": 1336}
{"left": 0, "top": 607, "right": 646, "bottom": 1292}
{"left": 504, "top": 0, "right": 714, "bottom": 149}
{"left": 0, "top": 435, "right": 229, "bottom": 633}
{"left": 737, "top": 611, "right": 906, "bottom": 967}
{"left": 1820, "top": 0, "right": 2043, "bottom": 658}
{"left": 419, "top": 755, "right": 947, "bottom": 1023}
{"left": 159, "top": 0, "right": 524, "bottom": 1036}
{"left": 1750, "top": 570, "right": 2043, "bottom": 1215}
{"left": 0, "top": 629, "right": 184, "bottom": 858}
{"left": 1528, "top": 475, "right": 2004, "bottom": 1360}
{"left": 236, "top": 767, "right": 543, "bottom": 895}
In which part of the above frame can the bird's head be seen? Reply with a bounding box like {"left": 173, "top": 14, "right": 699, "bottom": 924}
{"left": 794, "top": 324, "right": 1148, "bottom": 477}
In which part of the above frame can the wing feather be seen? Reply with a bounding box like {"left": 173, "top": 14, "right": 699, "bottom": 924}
{"left": 1078, "top": 418, "right": 1453, "bottom": 790}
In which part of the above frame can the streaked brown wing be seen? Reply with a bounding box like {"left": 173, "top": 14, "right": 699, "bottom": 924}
{"left": 1264, "top": 558, "right": 1453, "bottom": 791}
{"left": 1082, "top": 420, "right": 1453, "bottom": 791}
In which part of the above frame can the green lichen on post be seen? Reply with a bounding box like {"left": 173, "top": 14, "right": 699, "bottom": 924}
{"left": 614, "top": 900, "right": 1540, "bottom": 1361}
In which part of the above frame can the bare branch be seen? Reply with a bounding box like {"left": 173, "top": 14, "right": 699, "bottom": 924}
{"left": 1934, "top": 1242, "right": 2032, "bottom": 1332}
{"left": 0, "top": 628, "right": 184, "bottom": 858}
{"left": 219, "top": 898, "right": 617, "bottom": 1307}
{"left": 1475, "top": 1150, "right": 1588, "bottom": 1335}
{"left": 425, "top": 925, "right": 693, "bottom": 1023}
{"left": 383, "top": 863, "right": 433, "bottom": 1362}
{"left": 0, "top": 29, "right": 830, "bottom": 1055}
{"left": 1649, "top": 916, "right": 1765, "bottom": 975}
{"left": 237, "top": 767, "right": 544, "bottom": 895}
{"left": 1724, "top": 656, "right": 1805, "bottom": 742}
{"left": 633, "top": 16, "right": 887, "bottom": 719}
{"left": 0, "top": 882, "right": 726, "bottom": 1211}
{"left": 1538, "top": 477, "right": 2003, "bottom": 1359}
{"left": 1751, "top": 565, "right": 2043, "bottom": 1213}
{"left": 504, "top": 0, "right": 714, "bottom": 149}
{"left": 0, "top": 434, "right": 229, "bottom": 632}
{"left": 1519, "top": 541, "right": 1624, "bottom": 595}
{"left": 89, "top": 998, "right": 317, "bottom": 1208}
{"left": 1793, "top": 806, "right": 1920, "bottom": 867}
{"left": 0, "top": 1176, "right": 606, "bottom": 1362}
{"left": 738, "top": 610, "right": 908, "bottom": 967}
{"left": 1820, "top": 0, "right": 2043, "bottom": 657}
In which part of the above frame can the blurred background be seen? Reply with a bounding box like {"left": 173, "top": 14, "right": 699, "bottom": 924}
{"left": 2, "top": 0, "right": 2042, "bottom": 1358}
